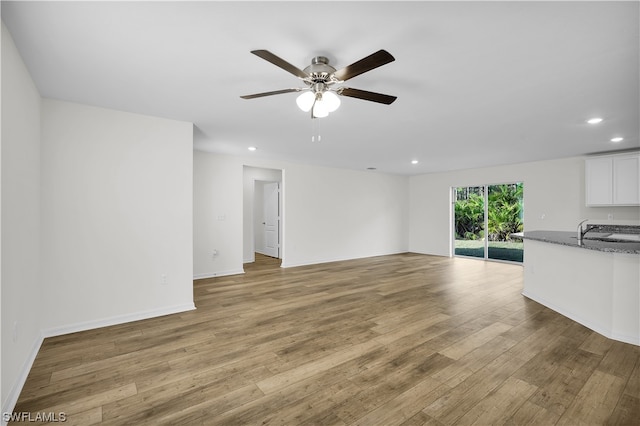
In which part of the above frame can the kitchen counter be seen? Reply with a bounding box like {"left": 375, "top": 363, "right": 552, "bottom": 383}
{"left": 517, "top": 227, "right": 639, "bottom": 346}
{"left": 513, "top": 230, "right": 640, "bottom": 254}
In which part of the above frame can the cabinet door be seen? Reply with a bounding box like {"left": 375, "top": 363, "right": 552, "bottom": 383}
{"left": 586, "top": 157, "right": 613, "bottom": 206}
{"left": 613, "top": 155, "right": 640, "bottom": 205}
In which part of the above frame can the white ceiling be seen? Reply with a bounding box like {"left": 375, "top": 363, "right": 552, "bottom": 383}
{"left": 2, "top": 1, "right": 638, "bottom": 175}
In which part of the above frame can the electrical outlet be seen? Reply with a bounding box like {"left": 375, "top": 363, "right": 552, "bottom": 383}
{"left": 212, "top": 249, "right": 218, "bottom": 259}
{"left": 161, "top": 274, "right": 168, "bottom": 285}
{"left": 607, "top": 213, "right": 614, "bottom": 220}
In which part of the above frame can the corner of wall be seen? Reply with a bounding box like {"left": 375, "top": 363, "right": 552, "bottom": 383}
{"left": 1, "top": 335, "right": 44, "bottom": 422}
{"left": 1, "top": 20, "right": 45, "bottom": 418}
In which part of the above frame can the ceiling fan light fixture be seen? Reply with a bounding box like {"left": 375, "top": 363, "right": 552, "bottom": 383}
{"left": 296, "top": 91, "right": 315, "bottom": 112}
{"left": 322, "top": 90, "right": 341, "bottom": 112}
{"left": 312, "top": 98, "right": 329, "bottom": 118}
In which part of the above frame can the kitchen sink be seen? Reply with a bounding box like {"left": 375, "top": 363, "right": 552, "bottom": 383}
{"left": 605, "top": 233, "right": 640, "bottom": 242}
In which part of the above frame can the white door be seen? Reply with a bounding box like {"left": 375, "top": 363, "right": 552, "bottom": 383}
{"left": 263, "top": 182, "right": 280, "bottom": 258}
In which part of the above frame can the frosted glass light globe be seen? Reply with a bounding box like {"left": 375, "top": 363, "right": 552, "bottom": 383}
{"left": 322, "top": 91, "right": 341, "bottom": 112}
{"left": 296, "top": 91, "right": 315, "bottom": 112}
{"left": 312, "top": 100, "right": 329, "bottom": 118}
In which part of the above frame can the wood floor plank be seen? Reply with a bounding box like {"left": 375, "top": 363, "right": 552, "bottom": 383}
{"left": 526, "top": 349, "right": 601, "bottom": 416}
{"left": 607, "top": 393, "right": 640, "bottom": 425}
{"left": 63, "top": 407, "right": 103, "bottom": 426}
{"left": 579, "top": 330, "right": 615, "bottom": 356}
{"left": 36, "top": 383, "right": 137, "bottom": 417}
{"left": 422, "top": 347, "right": 532, "bottom": 424}
{"left": 10, "top": 253, "right": 639, "bottom": 425}
{"left": 455, "top": 376, "right": 538, "bottom": 425}
{"left": 353, "top": 377, "right": 448, "bottom": 426}
{"left": 597, "top": 340, "right": 640, "bottom": 379}
{"left": 506, "top": 400, "right": 561, "bottom": 425}
{"left": 622, "top": 354, "right": 640, "bottom": 398}
{"left": 438, "top": 321, "right": 513, "bottom": 360}
{"left": 256, "top": 339, "right": 384, "bottom": 394}
{"left": 557, "top": 369, "right": 627, "bottom": 425}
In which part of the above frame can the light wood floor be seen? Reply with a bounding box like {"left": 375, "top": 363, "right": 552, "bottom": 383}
{"left": 13, "top": 253, "right": 640, "bottom": 425}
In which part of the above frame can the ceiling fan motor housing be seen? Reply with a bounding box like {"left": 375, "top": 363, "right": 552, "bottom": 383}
{"left": 304, "top": 56, "right": 337, "bottom": 87}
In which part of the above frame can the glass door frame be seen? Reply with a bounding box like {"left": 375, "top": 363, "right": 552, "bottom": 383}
{"left": 451, "top": 182, "right": 524, "bottom": 264}
{"left": 451, "top": 185, "right": 486, "bottom": 260}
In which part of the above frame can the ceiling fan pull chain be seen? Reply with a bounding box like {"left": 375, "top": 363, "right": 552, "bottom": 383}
{"left": 311, "top": 116, "right": 321, "bottom": 142}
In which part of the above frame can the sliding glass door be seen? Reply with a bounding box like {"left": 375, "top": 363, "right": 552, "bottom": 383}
{"left": 453, "top": 183, "right": 523, "bottom": 263}
{"left": 487, "top": 183, "right": 524, "bottom": 262}
{"left": 453, "top": 186, "right": 485, "bottom": 258}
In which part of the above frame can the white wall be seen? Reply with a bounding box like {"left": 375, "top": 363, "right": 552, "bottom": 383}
{"left": 193, "top": 152, "right": 245, "bottom": 278}
{"left": 2, "top": 22, "right": 195, "bottom": 411}
{"left": 281, "top": 163, "right": 409, "bottom": 267}
{"left": 409, "top": 156, "right": 640, "bottom": 256}
{"left": 194, "top": 152, "right": 410, "bottom": 276}
{"left": 40, "top": 99, "right": 195, "bottom": 334}
{"left": 1, "top": 22, "right": 44, "bottom": 414}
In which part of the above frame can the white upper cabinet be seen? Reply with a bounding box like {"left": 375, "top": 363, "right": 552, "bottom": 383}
{"left": 613, "top": 154, "right": 640, "bottom": 205}
{"left": 586, "top": 156, "right": 613, "bottom": 205}
{"left": 586, "top": 152, "right": 640, "bottom": 206}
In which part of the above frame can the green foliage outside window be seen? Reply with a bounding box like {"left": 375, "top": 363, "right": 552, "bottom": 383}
{"left": 454, "top": 192, "right": 485, "bottom": 240}
{"left": 455, "top": 183, "right": 523, "bottom": 242}
{"left": 487, "top": 184, "right": 523, "bottom": 241}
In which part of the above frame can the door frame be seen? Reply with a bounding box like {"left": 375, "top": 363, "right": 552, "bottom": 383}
{"left": 260, "top": 181, "right": 280, "bottom": 258}
{"left": 451, "top": 181, "right": 524, "bottom": 264}
{"left": 252, "top": 178, "right": 283, "bottom": 260}
{"left": 243, "top": 166, "right": 284, "bottom": 265}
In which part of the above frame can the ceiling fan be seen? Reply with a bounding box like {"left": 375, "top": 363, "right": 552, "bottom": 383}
{"left": 240, "top": 49, "right": 397, "bottom": 118}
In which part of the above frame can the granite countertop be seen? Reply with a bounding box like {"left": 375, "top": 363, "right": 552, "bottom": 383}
{"left": 512, "top": 229, "right": 640, "bottom": 254}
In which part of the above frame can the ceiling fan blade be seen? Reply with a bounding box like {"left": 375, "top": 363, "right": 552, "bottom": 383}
{"left": 337, "top": 87, "right": 397, "bottom": 105}
{"left": 240, "top": 88, "right": 303, "bottom": 99}
{"left": 333, "top": 50, "right": 395, "bottom": 82}
{"left": 251, "top": 50, "right": 309, "bottom": 80}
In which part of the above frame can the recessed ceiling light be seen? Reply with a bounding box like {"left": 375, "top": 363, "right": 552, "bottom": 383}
{"left": 610, "top": 137, "right": 624, "bottom": 143}
{"left": 248, "top": 146, "right": 257, "bottom": 151}
{"left": 411, "top": 160, "right": 419, "bottom": 164}
{"left": 587, "top": 117, "right": 603, "bottom": 124}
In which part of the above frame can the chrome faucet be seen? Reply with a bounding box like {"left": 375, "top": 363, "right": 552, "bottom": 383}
{"left": 577, "top": 219, "right": 589, "bottom": 244}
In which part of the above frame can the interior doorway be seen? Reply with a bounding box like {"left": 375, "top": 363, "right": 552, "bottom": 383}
{"left": 256, "top": 181, "right": 280, "bottom": 258}
{"left": 242, "top": 166, "right": 283, "bottom": 264}
{"left": 244, "top": 252, "right": 282, "bottom": 274}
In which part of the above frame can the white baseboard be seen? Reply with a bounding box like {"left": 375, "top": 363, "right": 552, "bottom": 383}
{"left": 41, "top": 303, "right": 196, "bottom": 338}
{"left": 281, "top": 251, "right": 408, "bottom": 269}
{"left": 193, "top": 269, "right": 244, "bottom": 280}
{"left": 2, "top": 334, "right": 44, "bottom": 426}
{"left": 522, "top": 290, "right": 639, "bottom": 346}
